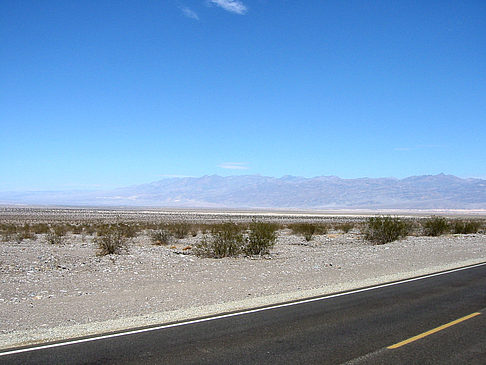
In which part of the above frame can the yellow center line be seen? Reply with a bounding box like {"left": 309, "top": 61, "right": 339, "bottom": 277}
{"left": 387, "top": 312, "right": 481, "bottom": 349}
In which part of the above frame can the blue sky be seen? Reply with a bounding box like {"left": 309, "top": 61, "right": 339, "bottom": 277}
{"left": 1, "top": 0, "right": 485, "bottom": 191}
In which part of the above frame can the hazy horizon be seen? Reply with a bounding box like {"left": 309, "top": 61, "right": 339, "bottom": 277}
{"left": 1, "top": 174, "right": 485, "bottom": 210}
{"left": 1, "top": 172, "right": 485, "bottom": 193}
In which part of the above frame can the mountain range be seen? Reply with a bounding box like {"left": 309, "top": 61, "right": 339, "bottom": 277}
{"left": 1, "top": 174, "right": 485, "bottom": 209}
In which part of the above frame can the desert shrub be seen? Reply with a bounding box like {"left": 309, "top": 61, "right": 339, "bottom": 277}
{"left": 334, "top": 222, "right": 354, "bottom": 233}
{"left": 195, "top": 222, "right": 245, "bottom": 258}
{"left": 17, "top": 231, "right": 36, "bottom": 242}
{"left": 244, "top": 221, "right": 278, "bottom": 256}
{"left": 52, "top": 224, "right": 68, "bottom": 237}
{"left": 0, "top": 224, "right": 19, "bottom": 241}
{"left": 195, "top": 223, "right": 216, "bottom": 235}
{"left": 289, "top": 223, "right": 327, "bottom": 241}
{"left": 9, "top": 224, "right": 35, "bottom": 243}
{"left": 95, "top": 227, "right": 127, "bottom": 256}
{"left": 365, "top": 216, "right": 410, "bottom": 244}
{"left": 403, "top": 219, "right": 423, "bottom": 236}
{"left": 32, "top": 223, "right": 50, "bottom": 234}
{"left": 422, "top": 217, "right": 450, "bottom": 236}
{"left": 63, "top": 223, "right": 75, "bottom": 234}
{"left": 211, "top": 222, "right": 247, "bottom": 234}
{"left": 167, "top": 222, "right": 191, "bottom": 239}
{"left": 94, "top": 224, "right": 111, "bottom": 237}
{"left": 71, "top": 224, "right": 83, "bottom": 234}
{"left": 151, "top": 229, "right": 172, "bottom": 245}
{"left": 452, "top": 220, "right": 481, "bottom": 234}
{"left": 117, "top": 223, "right": 138, "bottom": 238}
{"left": 83, "top": 223, "right": 96, "bottom": 235}
{"left": 46, "top": 230, "right": 64, "bottom": 245}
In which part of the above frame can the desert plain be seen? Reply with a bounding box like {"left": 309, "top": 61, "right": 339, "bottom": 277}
{"left": 0, "top": 207, "right": 485, "bottom": 349}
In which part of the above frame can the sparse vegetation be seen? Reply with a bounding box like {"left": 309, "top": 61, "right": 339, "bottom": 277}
{"left": 334, "top": 222, "right": 354, "bottom": 233}
{"left": 46, "top": 229, "right": 64, "bottom": 245}
{"left": 244, "top": 221, "right": 278, "bottom": 255}
{"left": 1, "top": 211, "right": 484, "bottom": 261}
{"left": 0, "top": 224, "right": 17, "bottom": 241}
{"left": 151, "top": 229, "right": 172, "bottom": 245}
{"left": 94, "top": 226, "right": 128, "bottom": 256}
{"left": 288, "top": 223, "right": 327, "bottom": 241}
{"left": 422, "top": 216, "right": 450, "bottom": 236}
{"left": 1, "top": 223, "right": 36, "bottom": 242}
{"left": 116, "top": 223, "right": 138, "bottom": 238}
{"left": 365, "top": 216, "right": 410, "bottom": 244}
{"left": 452, "top": 220, "right": 481, "bottom": 234}
{"left": 166, "top": 222, "right": 191, "bottom": 239}
{"left": 53, "top": 224, "right": 68, "bottom": 237}
{"left": 15, "top": 230, "right": 36, "bottom": 243}
{"left": 195, "top": 222, "right": 245, "bottom": 258}
{"left": 32, "top": 223, "right": 50, "bottom": 234}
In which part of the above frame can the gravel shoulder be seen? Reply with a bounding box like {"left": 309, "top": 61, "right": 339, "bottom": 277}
{"left": 1, "top": 226, "right": 485, "bottom": 350}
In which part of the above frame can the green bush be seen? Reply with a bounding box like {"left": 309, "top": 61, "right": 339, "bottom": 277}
{"left": 0, "top": 224, "right": 18, "bottom": 241}
{"left": 452, "top": 220, "right": 481, "bottom": 234}
{"left": 167, "top": 222, "right": 191, "bottom": 239}
{"left": 117, "top": 223, "right": 138, "bottom": 238}
{"left": 422, "top": 217, "right": 450, "bottom": 236}
{"left": 195, "top": 222, "right": 245, "bottom": 258}
{"left": 8, "top": 224, "right": 35, "bottom": 243}
{"left": 95, "top": 227, "right": 127, "bottom": 256}
{"left": 334, "top": 222, "right": 354, "bottom": 233}
{"left": 151, "top": 229, "right": 172, "bottom": 245}
{"left": 83, "top": 223, "right": 96, "bottom": 235}
{"left": 32, "top": 223, "right": 50, "bottom": 234}
{"left": 244, "top": 221, "right": 278, "bottom": 256}
{"left": 365, "top": 216, "right": 410, "bottom": 244}
{"left": 54, "top": 225, "right": 68, "bottom": 236}
{"left": 289, "top": 223, "right": 327, "bottom": 241}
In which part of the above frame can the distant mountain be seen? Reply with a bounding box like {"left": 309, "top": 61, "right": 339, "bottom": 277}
{"left": 1, "top": 174, "right": 485, "bottom": 209}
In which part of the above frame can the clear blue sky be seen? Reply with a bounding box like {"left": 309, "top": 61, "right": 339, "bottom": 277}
{"left": 1, "top": 0, "right": 485, "bottom": 191}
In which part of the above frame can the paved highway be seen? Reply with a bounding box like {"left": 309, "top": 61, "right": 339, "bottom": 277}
{"left": 1, "top": 263, "right": 485, "bottom": 364}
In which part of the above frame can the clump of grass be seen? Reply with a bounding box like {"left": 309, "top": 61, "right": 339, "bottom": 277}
{"left": 334, "top": 222, "right": 354, "bottom": 233}
{"left": 94, "top": 225, "right": 127, "bottom": 256}
{"left": 289, "top": 223, "right": 327, "bottom": 241}
{"left": 422, "top": 216, "right": 450, "bottom": 236}
{"left": 244, "top": 221, "right": 278, "bottom": 256}
{"left": 365, "top": 216, "right": 410, "bottom": 244}
{"left": 451, "top": 220, "right": 481, "bottom": 234}
{"left": 151, "top": 229, "right": 172, "bottom": 246}
{"left": 195, "top": 222, "right": 245, "bottom": 258}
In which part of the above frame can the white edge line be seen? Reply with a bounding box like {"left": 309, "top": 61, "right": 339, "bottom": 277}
{"left": 1, "top": 262, "right": 485, "bottom": 357}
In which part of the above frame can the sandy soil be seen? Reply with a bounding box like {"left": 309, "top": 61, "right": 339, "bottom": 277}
{"left": 1, "top": 220, "right": 485, "bottom": 350}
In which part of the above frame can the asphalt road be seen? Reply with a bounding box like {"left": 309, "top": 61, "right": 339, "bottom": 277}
{"left": 1, "top": 263, "right": 485, "bottom": 364}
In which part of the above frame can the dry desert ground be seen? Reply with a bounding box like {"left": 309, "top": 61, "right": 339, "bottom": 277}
{"left": 0, "top": 207, "right": 485, "bottom": 349}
